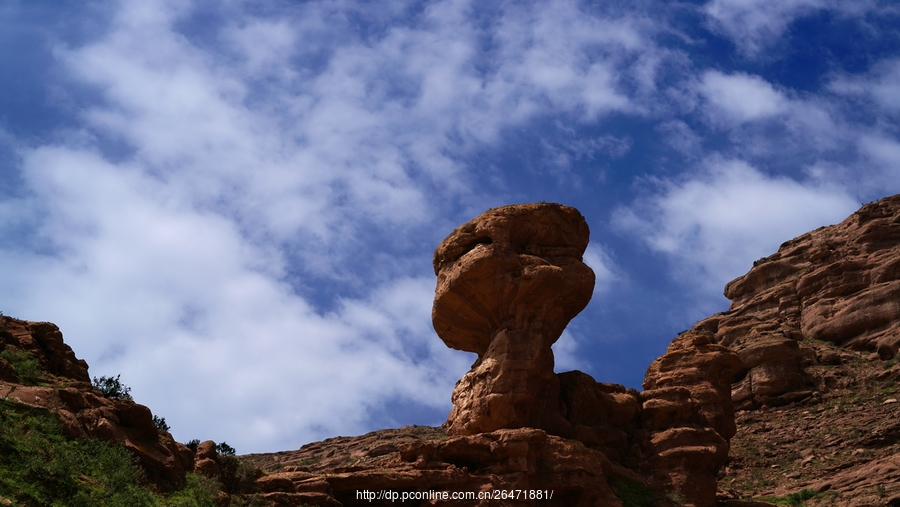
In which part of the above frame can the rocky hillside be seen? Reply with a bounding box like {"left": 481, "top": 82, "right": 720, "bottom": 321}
{"left": 4, "top": 195, "right": 900, "bottom": 507}
{"left": 699, "top": 195, "right": 900, "bottom": 506}
{"left": 0, "top": 315, "right": 261, "bottom": 505}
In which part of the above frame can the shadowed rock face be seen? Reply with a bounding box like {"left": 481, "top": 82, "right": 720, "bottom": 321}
{"left": 642, "top": 332, "right": 742, "bottom": 506}
{"left": 432, "top": 203, "right": 595, "bottom": 436}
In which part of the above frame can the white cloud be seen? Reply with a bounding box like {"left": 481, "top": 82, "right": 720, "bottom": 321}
{"left": 693, "top": 70, "right": 849, "bottom": 161}
{"left": 657, "top": 120, "right": 702, "bottom": 156}
{"left": 583, "top": 243, "right": 619, "bottom": 295}
{"left": 703, "top": 0, "right": 887, "bottom": 56}
{"left": 0, "top": 0, "right": 667, "bottom": 452}
{"left": 830, "top": 58, "right": 900, "bottom": 113}
{"left": 613, "top": 158, "right": 859, "bottom": 293}
{"left": 703, "top": 0, "right": 826, "bottom": 56}
{"left": 553, "top": 330, "right": 589, "bottom": 373}
{"left": 700, "top": 71, "right": 788, "bottom": 123}
{"left": 221, "top": 19, "right": 298, "bottom": 76}
{"left": 859, "top": 135, "right": 900, "bottom": 182}
{"left": 0, "top": 143, "right": 472, "bottom": 450}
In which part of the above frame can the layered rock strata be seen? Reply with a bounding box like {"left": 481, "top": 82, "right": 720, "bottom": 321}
{"left": 693, "top": 194, "right": 900, "bottom": 410}
{"left": 247, "top": 426, "right": 625, "bottom": 507}
{"left": 642, "top": 332, "right": 742, "bottom": 506}
{"left": 428, "top": 203, "right": 741, "bottom": 507}
{"left": 432, "top": 203, "right": 595, "bottom": 436}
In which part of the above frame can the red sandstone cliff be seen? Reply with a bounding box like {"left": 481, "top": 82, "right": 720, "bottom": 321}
{"left": 11, "top": 196, "right": 900, "bottom": 506}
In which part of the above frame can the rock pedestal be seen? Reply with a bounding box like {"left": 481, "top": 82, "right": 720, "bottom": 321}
{"left": 432, "top": 203, "right": 595, "bottom": 435}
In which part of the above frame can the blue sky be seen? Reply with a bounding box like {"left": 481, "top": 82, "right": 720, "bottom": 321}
{"left": 1, "top": 0, "right": 898, "bottom": 453}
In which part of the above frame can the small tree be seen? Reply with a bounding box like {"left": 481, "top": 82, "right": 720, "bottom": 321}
{"left": 92, "top": 374, "right": 133, "bottom": 400}
{"left": 152, "top": 415, "right": 170, "bottom": 432}
{"left": 216, "top": 442, "right": 236, "bottom": 457}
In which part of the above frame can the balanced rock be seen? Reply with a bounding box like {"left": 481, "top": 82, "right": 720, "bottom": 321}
{"left": 432, "top": 203, "right": 595, "bottom": 435}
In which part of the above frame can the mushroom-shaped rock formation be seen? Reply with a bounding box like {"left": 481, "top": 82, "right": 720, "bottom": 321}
{"left": 432, "top": 203, "right": 595, "bottom": 436}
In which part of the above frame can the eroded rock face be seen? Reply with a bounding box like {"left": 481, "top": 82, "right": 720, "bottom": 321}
{"left": 642, "top": 332, "right": 742, "bottom": 507}
{"left": 433, "top": 203, "right": 595, "bottom": 436}
{"left": 694, "top": 194, "right": 900, "bottom": 410}
{"left": 428, "top": 203, "right": 740, "bottom": 507}
{"left": 244, "top": 426, "right": 627, "bottom": 507}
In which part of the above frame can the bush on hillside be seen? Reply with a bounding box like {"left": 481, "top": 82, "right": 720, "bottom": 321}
{"left": 92, "top": 374, "right": 133, "bottom": 400}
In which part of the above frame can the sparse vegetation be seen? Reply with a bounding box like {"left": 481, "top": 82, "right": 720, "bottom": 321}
{"left": 217, "top": 454, "right": 259, "bottom": 496}
{"left": 92, "top": 374, "right": 133, "bottom": 400}
{"left": 752, "top": 256, "right": 769, "bottom": 267}
{"left": 0, "top": 348, "right": 43, "bottom": 386}
{"left": 216, "top": 442, "right": 236, "bottom": 457}
{"left": 757, "top": 488, "right": 818, "bottom": 506}
{"left": 297, "top": 456, "right": 322, "bottom": 467}
{"left": 611, "top": 476, "right": 681, "bottom": 507}
{"left": 153, "top": 415, "right": 170, "bottom": 433}
{"left": 613, "top": 476, "right": 655, "bottom": 507}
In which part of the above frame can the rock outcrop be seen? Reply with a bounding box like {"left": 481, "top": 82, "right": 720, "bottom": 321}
{"left": 0, "top": 315, "right": 244, "bottom": 492}
{"left": 432, "top": 203, "right": 595, "bottom": 436}
{"left": 428, "top": 203, "right": 740, "bottom": 507}
{"left": 246, "top": 426, "right": 626, "bottom": 507}
{"left": 1, "top": 201, "right": 754, "bottom": 507}
{"left": 642, "top": 332, "right": 742, "bottom": 506}
{"left": 693, "top": 194, "right": 900, "bottom": 410}
{"left": 243, "top": 197, "right": 900, "bottom": 507}
{"left": 235, "top": 203, "right": 744, "bottom": 507}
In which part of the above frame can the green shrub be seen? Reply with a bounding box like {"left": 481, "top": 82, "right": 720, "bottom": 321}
{"left": 0, "top": 397, "right": 252, "bottom": 506}
{"left": 0, "top": 398, "right": 159, "bottom": 506}
{"left": 758, "top": 488, "right": 819, "bottom": 506}
{"left": 164, "top": 474, "right": 217, "bottom": 507}
{"left": 218, "top": 455, "right": 259, "bottom": 495}
{"left": 612, "top": 476, "right": 660, "bottom": 507}
{"left": 0, "top": 348, "right": 43, "bottom": 386}
{"left": 92, "top": 374, "right": 133, "bottom": 400}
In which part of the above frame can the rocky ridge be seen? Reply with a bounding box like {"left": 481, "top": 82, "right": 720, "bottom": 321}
{"left": 695, "top": 195, "right": 900, "bottom": 411}
{"left": 718, "top": 338, "right": 900, "bottom": 506}
{"left": 5, "top": 196, "right": 900, "bottom": 506}
{"left": 700, "top": 194, "right": 900, "bottom": 506}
